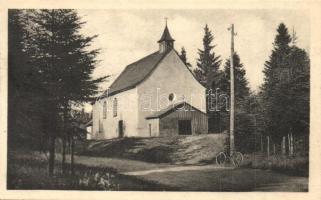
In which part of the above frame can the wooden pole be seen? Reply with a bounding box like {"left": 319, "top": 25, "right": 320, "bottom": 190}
{"left": 260, "top": 134, "right": 263, "bottom": 152}
{"left": 229, "top": 24, "right": 235, "bottom": 156}
{"left": 273, "top": 143, "right": 276, "bottom": 155}
{"left": 288, "top": 133, "right": 291, "bottom": 156}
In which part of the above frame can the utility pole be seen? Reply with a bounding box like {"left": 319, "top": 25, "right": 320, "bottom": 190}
{"left": 229, "top": 24, "right": 236, "bottom": 156}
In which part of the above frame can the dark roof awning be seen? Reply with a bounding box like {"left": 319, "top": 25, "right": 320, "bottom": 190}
{"left": 146, "top": 101, "right": 206, "bottom": 119}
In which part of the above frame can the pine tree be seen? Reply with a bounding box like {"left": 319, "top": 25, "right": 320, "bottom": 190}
{"left": 220, "top": 52, "right": 250, "bottom": 102}
{"left": 194, "top": 24, "right": 221, "bottom": 88}
{"left": 260, "top": 23, "right": 309, "bottom": 155}
{"left": 179, "top": 46, "right": 192, "bottom": 68}
{"left": 179, "top": 47, "right": 187, "bottom": 65}
{"left": 8, "top": 10, "right": 47, "bottom": 148}
{"left": 13, "top": 9, "right": 108, "bottom": 176}
{"left": 260, "top": 23, "right": 292, "bottom": 142}
{"left": 215, "top": 52, "right": 252, "bottom": 151}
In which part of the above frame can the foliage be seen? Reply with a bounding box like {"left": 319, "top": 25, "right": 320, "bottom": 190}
{"left": 179, "top": 46, "right": 192, "bottom": 68}
{"left": 8, "top": 9, "right": 108, "bottom": 175}
{"left": 219, "top": 52, "right": 250, "bottom": 102}
{"left": 259, "top": 23, "right": 310, "bottom": 143}
{"left": 193, "top": 24, "right": 221, "bottom": 88}
{"left": 242, "top": 153, "right": 309, "bottom": 177}
{"left": 7, "top": 151, "right": 173, "bottom": 191}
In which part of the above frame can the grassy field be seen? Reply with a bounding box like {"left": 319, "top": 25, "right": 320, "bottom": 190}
{"left": 7, "top": 134, "right": 309, "bottom": 191}
{"left": 242, "top": 153, "right": 309, "bottom": 177}
{"left": 7, "top": 149, "right": 308, "bottom": 191}
{"left": 7, "top": 151, "right": 174, "bottom": 191}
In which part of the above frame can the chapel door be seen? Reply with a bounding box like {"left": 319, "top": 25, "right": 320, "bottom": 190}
{"left": 178, "top": 120, "right": 192, "bottom": 135}
{"left": 118, "top": 120, "right": 124, "bottom": 138}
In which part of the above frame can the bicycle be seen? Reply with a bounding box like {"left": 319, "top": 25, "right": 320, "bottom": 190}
{"left": 216, "top": 151, "right": 243, "bottom": 167}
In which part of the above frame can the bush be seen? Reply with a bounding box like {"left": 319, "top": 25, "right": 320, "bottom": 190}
{"left": 7, "top": 156, "right": 119, "bottom": 190}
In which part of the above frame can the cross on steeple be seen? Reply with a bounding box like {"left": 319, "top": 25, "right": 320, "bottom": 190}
{"left": 165, "top": 17, "right": 168, "bottom": 26}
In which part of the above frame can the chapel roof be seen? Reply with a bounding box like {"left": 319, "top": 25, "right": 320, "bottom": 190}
{"left": 102, "top": 50, "right": 170, "bottom": 97}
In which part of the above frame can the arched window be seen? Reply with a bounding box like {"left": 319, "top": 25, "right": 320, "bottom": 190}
{"left": 113, "top": 98, "right": 118, "bottom": 117}
{"left": 103, "top": 101, "right": 107, "bottom": 119}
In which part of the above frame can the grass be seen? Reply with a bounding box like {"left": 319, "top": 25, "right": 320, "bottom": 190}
{"left": 138, "top": 168, "right": 308, "bottom": 192}
{"left": 242, "top": 153, "right": 309, "bottom": 177}
{"left": 7, "top": 151, "right": 175, "bottom": 191}
{"left": 77, "top": 134, "right": 227, "bottom": 165}
{"left": 7, "top": 150, "right": 308, "bottom": 191}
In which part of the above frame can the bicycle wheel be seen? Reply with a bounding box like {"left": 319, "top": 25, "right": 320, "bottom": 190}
{"left": 231, "top": 152, "right": 243, "bottom": 167}
{"left": 216, "top": 152, "right": 227, "bottom": 165}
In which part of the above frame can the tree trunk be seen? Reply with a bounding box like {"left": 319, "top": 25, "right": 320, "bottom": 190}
{"left": 282, "top": 136, "right": 286, "bottom": 155}
{"left": 70, "top": 136, "right": 75, "bottom": 176}
{"left": 273, "top": 143, "right": 276, "bottom": 155}
{"left": 290, "top": 133, "right": 294, "bottom": 156}
{"left": 62, "top": 136, "right": 66, "bottom": 174}
{"left": 288, "top": 132, "right": 294, "bottom": 157}
{"left": 267, "top": 136, "right": 270, "bottom": 157}
{"left": 48, "top": 135, "right": 56, "bottom": 176}
{"left": 62, "top": 109, "right": 68, "bottom": 174}
{"left": 288, "top": 133, "right": 291, "bottom": 156}
{"left": 260, "top": 134, "right": 264, "bottom": 152}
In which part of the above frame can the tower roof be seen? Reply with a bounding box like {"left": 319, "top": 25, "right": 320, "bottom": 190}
{"left": 158, "top": 25, "right": 175, "bottom": 43}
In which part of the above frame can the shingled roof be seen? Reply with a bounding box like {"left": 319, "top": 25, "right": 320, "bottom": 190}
{"left": 104, "top": 50, "right": 170, "bottom": 97}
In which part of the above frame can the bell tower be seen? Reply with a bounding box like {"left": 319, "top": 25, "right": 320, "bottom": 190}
{"left": 158, "top": 18, "right": 175, "bottom": 53}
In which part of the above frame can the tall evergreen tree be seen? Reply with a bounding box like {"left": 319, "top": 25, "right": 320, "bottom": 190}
{"left": 213, "top": 52, "right": 253, "bottom": 152}
{"left": 179, "top": 47, "right": 187, "bottom": 65}
{"left": 194, "top": 24, "right": 221, "bottom": 88}
{"left": 8, "top": 10, "right": 47, "bottom": 149}
{"left": 260, "top": 23, "right": 309, "bottom": 155}
{"left": 260, "top": 23, "right": 292, "bottom": 142}
{"left": 9, "top": 9, "right": 107, "bottom": 176}
{"left": 220, "top": 52, "right": 250, "bottom": 102}
{"left": 179, "top": 46, "right": 192, "bottom": 68}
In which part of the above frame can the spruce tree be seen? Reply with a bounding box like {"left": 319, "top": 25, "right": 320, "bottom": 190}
{"left": 216, "top": 52, "right": 252, "bottom": 151}
{"left": 260, "top": 23, "right": 292, "bottom": 143}
{"left": 260, "top": 23, "right": 309, "bottom": 154}
{"left": 179, "top": 46, "right": 192, "bottom": 68}
{"left": 179, "top": 47, "right": 187, "bottom": 65}
{"left": 15, "top": 9, "right": 107, "bottom": 175}
{"left": 8, "top": 10, "right": 47, "bottom": 148}
{"left": 220, "top": 52, "right": 250, "bottom": 102}
{"left": 194, "top": 24, "right": 221, "bottom": 88}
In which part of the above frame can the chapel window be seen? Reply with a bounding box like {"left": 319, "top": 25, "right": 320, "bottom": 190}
{"left": 103, "top": 101, "right": 107, "bottom": 119}
{"left": 113, "top": 98, "right": 118, "bottom": 117}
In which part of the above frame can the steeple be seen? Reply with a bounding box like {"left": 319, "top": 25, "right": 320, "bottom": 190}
{"left": 158, "top": 19, "right": 175, "bottom": 53}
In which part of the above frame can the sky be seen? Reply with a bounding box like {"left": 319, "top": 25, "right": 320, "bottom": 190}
{"left": 77, "top": 9, "right": 310, "bottom": 111}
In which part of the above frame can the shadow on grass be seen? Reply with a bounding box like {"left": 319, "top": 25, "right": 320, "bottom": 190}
{"left": 7, "top": 152, "right": 176, "bottom": 191}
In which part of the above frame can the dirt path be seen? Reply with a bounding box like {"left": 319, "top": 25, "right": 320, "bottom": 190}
{"left": 72, "top": 155, "right": 175, "bottom": 172}
{"left": 122, "top": 165, "right": 234, "bottom": 175}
